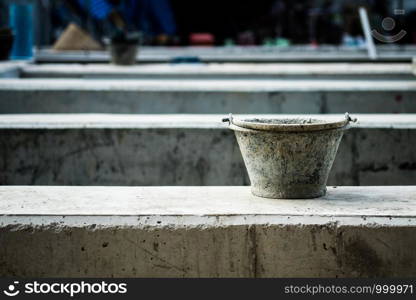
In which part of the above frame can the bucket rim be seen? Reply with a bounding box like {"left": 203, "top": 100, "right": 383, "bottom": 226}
{"left": 223, "top": 113, "right": 357, "bottom": 132}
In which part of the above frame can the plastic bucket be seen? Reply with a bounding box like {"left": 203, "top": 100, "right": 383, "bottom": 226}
{"left": 110, "top": 43, "right": 138, "bottom": 65}
{"left": 223, "top": 113, "right": 356, "bottom": 199}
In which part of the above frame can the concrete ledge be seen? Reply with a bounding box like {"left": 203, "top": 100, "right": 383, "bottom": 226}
{"left": 21, "top": 63, "right": 415, "bottom": 80}
{"left": 0, "top": 114, "right": 415, "bottom": 186}
{"left": 0, "top": 61, "right": 24, "bottom": 78}
{"left": 0, "top": 113, "right": 415, "bottom": 128}
{"left": 1, "top": 186, "right": 416, "bottom": 277}
{"left": 3, "top": 78, "right": 416, "bottom": 91}
{"left": 1, "top": 79, "right": 416, "bottom": 113}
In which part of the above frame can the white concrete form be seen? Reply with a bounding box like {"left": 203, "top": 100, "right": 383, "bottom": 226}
{"left": 34, "top": 46, "right": 416, "bottom": 63}
{"left": 1, "top": 185, "right": 416, "bottom": 277}
{"left": 0, "top": 79, "right": 415, "bottom": 113}
{"left": 0, "top": 114, "right": 415, "bottom": 186}
{"left": 20, "top": 63, "right": 415, "bottom": 80}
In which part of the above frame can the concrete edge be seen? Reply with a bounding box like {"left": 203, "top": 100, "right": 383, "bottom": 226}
{"left": 0, "top": 61, "right": 27, "bottom": 78}
{"left": 1, "top": 79, "right": 416, "bottom": 92}
{"left": 0, "top": 114, "right": 414, "bottom": 129}
{"left": 1, "top": 215, "right": 416, "bottom": 227}
{"left": 20, "top": 63, "right": 413, "bottom": 76}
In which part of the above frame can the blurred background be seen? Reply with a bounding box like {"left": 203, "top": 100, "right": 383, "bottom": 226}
{"left": 1, "top": 0, "right": 415, "bottom": 51}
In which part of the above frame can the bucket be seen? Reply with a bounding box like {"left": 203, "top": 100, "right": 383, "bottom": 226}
{"left": 109, "top": 43, "right": 138, "bottom": 65}
{"left": 109, "top": 32, "right": 140, "bottom": 66}
{"left": 223, "top": 113, "right": 357, "bottom": 199}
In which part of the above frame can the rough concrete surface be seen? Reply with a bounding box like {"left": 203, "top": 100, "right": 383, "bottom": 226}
{"left": 34, "top": 46, "right": 416, "bottom": 63}
{"left": 20, "top": 63, "right": 415, "bottom": 80}
{"left": 0, "top": 114, "right": 415, "bottom": 186}
{"left": 0, "top": 79, "right": 415, "bottom": 113}
{"left": 1, "top": 186, "right": 416, "bottom": 277}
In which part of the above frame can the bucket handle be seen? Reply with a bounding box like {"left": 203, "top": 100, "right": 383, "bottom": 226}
{"left": 223, "top": 113, "right": 357, "bottom": 126}
{"left": 345, "top": 112, "right": 357, "bottom": 123}
{"left": 344, "top": 112, "right": 358, "bottom": 129}
{"left": 222, "top": 113, "right": 233, "bottom": 125}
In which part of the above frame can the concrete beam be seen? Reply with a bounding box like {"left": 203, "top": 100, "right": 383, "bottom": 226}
{"left": 0, "top": 114, "right": 415, "bottom": 186}
{"left": 34, "top": 46, "right": 416, "bottom": 63}
{"left": 20, "top": 63, "right": 415, "bottom": 80}
{"left": 0, "top": 61, "right": 24, "bottom": 78}
{"left": 0, "top": 79, "right": 415, "bottom": 113}
{"left": 1, "top": 185, "right": 416, "bottom": 277}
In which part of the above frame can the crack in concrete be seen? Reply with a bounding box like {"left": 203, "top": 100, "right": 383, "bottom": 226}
{"left": 248, "top": 225, "right": 258, "bottom": 278}
{"left": 123, "top": 236, "right": 187, "bottom": 275}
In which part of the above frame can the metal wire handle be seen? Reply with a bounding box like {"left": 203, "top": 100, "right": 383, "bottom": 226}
{"left": 222, "top": 113, "right": 233, "bottom": 125}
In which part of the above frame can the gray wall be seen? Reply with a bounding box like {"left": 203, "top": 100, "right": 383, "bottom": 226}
{"left": 1, "top": 90, "right": 415, "bottom": 114}
{"left": 1, "top": 127, "right": 415, "bottom": 186}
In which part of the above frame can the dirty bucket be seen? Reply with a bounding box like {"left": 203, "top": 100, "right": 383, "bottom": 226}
{"left": 109, "top": 32, "right": 140, "bottom": 65}
{"left": 223, "top": 113, "right": 356, "bottom": 199}
{"left": 110, "top": 43, "right": 138, "bottom": 65}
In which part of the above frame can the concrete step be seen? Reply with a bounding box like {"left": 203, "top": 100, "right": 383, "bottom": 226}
{"left": 0, "top": 79, "right": 415, "bottom": 114}
{"left": 20, "top": 63, "right": 415, "bottom": 80}
{"left": 1, "top": 185, "right": 415, "bottom": 277}
{"left": 1, "top": 114, "right": 415, "bottom": 186}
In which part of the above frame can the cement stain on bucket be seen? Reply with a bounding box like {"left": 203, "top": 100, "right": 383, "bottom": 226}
{"left": 223, "top": 113, "right": 357, "bottom": 199}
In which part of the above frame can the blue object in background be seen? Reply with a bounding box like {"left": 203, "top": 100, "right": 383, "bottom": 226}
{"left": 77, "top": 0, "right": 112, "bottom": 20}
{"left": 9, "top": 3, "right": 34, "bottom": 60}
{"left": 135, "top": 0, "right": 177, "bottom": 36}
